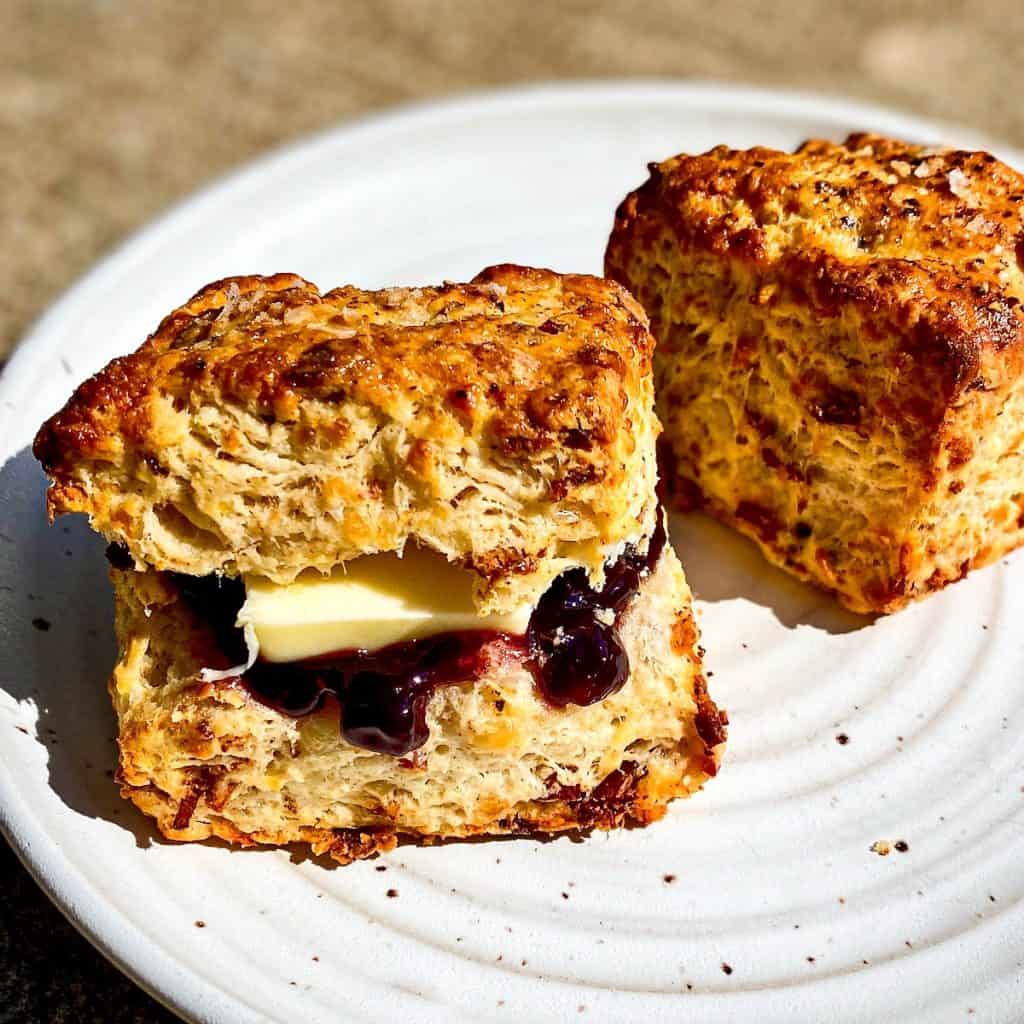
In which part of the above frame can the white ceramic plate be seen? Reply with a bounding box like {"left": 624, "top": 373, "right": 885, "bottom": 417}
{"left": 3, "top": 82, "right": 1024, "bottom": 1024}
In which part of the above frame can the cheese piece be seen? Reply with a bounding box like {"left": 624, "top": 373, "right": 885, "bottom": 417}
{"left": 238, "top": 545, "right": 532, "bottom": 663}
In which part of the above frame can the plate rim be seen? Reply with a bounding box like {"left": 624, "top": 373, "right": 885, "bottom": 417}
{"left": 1, "top": 78, "right": 1018, "bottom": 1024}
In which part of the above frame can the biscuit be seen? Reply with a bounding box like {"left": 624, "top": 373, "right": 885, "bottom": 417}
{"left": 607, "top": 133, "right": 1024, "bottom": 613}
{"left": 35, "top": 266, "right": 725, "bottom": 860}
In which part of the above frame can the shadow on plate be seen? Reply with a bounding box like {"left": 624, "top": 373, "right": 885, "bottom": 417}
{"left": 0, "top": 447, "right": 161, "bottom": 851}
{"left": 668, "top": 510, "right": 871, "bottom": 635}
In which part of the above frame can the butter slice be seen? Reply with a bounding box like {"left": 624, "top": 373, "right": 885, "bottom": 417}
{"left": 238, "top": 546, "right": 532, "bottom": 663}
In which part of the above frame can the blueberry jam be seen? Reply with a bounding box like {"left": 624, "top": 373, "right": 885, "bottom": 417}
{"left": 130, "top": 516, "right": 666, "bottom": 757}
{"left": 525, "top": 516, "right": 665, "bottom": 707}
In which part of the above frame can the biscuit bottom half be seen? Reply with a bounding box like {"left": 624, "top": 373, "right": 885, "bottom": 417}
{"left": 108, "top": 547, "right": 725, "bottom": 864}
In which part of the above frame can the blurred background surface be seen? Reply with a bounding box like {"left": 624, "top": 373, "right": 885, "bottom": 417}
{"left": 2, "top": 1, "right": 1022, "bottom": 1019}
{"left": 3, "top": 0, "right": 1024, "bottom": 364}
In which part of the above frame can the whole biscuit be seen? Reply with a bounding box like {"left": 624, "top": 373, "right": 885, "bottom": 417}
{"left": 607, "top": 133, "right": 1024, "bottom": 613}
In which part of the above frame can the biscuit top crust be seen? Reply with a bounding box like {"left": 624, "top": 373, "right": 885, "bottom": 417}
{"left": 607, "top": 133, "right": 1024, "bottom": 396}
{"left": 34, "top": 265, "right": 658, "bottom": 613}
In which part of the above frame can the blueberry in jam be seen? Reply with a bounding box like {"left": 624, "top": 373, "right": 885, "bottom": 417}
{"left": 533, "top": 621, "right": 628, "bottom": 708}
{"left": 342, "top": 670, "right": 429, "bottom": 756}
{"left": 526, "top": 516, "right": 665, "bottom": 708}
{"left": 151, "top": 515, "right": 667, "bottom": 756}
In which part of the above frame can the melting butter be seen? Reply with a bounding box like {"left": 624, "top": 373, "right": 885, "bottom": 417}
{"left": 238, "top": 546, "right": 531, "bottom": 663}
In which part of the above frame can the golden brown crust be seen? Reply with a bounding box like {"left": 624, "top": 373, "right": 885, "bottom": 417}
{"left": 122, "top": 755, "right": 688, "bottom": 866}
{"left": 607, "top": 134, "right": 1024, "bottom": 613}
{"left": 108, "top": 549, "right": 724, "bottom": 865}
{"left": 34, "top": 265, "right": 659, "bottom": 612}
{"left": 609, "top": 133, "right": 1024, "bottom": 369}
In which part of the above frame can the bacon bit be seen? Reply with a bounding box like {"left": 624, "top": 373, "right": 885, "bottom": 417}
{"left": 172, "top": 787, "right": 201, "bottom": 831}
{"left": 172, "top": 767, "right": 222, "bottom": 830}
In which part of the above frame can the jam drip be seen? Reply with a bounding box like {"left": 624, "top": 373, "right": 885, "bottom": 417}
{"left": 138, "top": 515, "right": 667, "bottom": 757}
